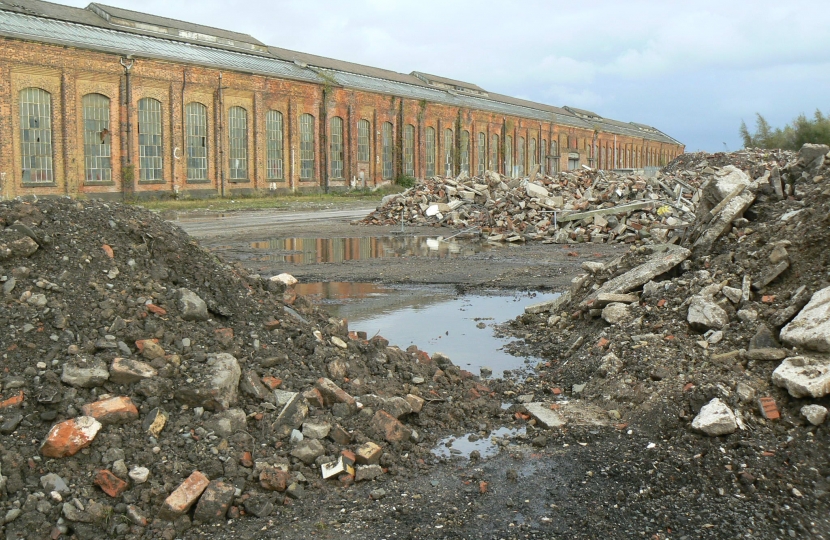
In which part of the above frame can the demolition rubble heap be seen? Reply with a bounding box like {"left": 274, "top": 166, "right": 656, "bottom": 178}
{"left": 0, "top": 199, "right": 501, "bottom": 538}
{"left": 360, "top": 151, "right": 794, "bottom": 246}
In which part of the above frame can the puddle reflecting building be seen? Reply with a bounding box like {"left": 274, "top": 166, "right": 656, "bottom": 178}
{"left": 0, "top": 0, "right": 684, "bottom": 201}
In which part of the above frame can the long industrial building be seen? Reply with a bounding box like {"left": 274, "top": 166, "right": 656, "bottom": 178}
{"left": 0, "top": 0, "right": 685, "bottom": 200}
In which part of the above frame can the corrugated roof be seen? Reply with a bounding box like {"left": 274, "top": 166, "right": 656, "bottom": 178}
{"left": 410, "top": 71, "right": 486, "bottom": 93}
{"left": 89, "top": 3, "right": 265, "bottom": 47}
{"left": 0, "top": 10, "right": 322, "bottom": 83}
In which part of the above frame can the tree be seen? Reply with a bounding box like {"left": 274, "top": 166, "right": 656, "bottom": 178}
{"left": 739, "top": 110, "right": 830, "bottom": 149}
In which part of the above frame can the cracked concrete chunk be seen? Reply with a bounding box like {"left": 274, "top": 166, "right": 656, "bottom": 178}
{"left": 687, "top": 296, "right": 729, "bottom": 330}
{"left": 602, "top": 302, "right": 633, "bottom": 325}
{"left": 772, "top": 356, "right": 830, "bottom": 398}
{"left": 525, "top": 402, "right": 566, "bottom": 429}
{"left": 176, "top": 353, "right": 241, "bottom": 411}
{"left": 61, "top": 357, "right": 109, "bottom": 388}
{"left": 178, "top": 288, "right": 209, "bottom": 321}
{"left": 780, "top": 286, "right": 830, "bottom": 352}
{"left": 691, "top": 398, "right": 737, "bottom": 436}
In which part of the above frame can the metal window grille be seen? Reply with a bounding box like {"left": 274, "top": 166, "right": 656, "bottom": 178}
{"left": 425, "top": 127, "right": 435, "bottom": 177}
{"left": 266, "top": 110, "right": 284, "bottom": 179}
{"left": 330, "top": 116, "right": 344, "bottom": 179}
{"left": 460, "top": 130, "right": 470, "bottom": 174}
{"left": 20, "top": 87, "right": 53, "bottom": 183}
{"left": 444, "top": 128, "right": 453, "bottom": 176}
{"left": 82, "top": 93, "right": 111, "bottom": 182}
{"left": 228, "top": 106, "right": 248, "bottom": 180}
{"left": 517, "top": 137, "right": 525, "bottom": 177}
{"left": 477, "top": 132, "right": 486, "bottom": 174}
{"left": 490, "top": 134, "right": 499, "bottom": 172}
{"left": 300, "top": 113, "right": 315, "bottom": 180}
{"left": 505, "top": 135, "right": 513, "bottom": 176}
{"left": 357, "top": 119, "right": 370, "bottom": 162}
{"left": 185, "top": 102, "right": 208, "bottom": 181}
{"left": 381, "top": 122, "right": 393, "bottom": 180}
{"left": 403, "top": 124, "right": 415, "bottom": 177}
{"left": 138, "top": 98, "right": 163, "bottom": 181}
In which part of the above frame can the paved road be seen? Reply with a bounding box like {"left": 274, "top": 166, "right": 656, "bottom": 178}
{"left": 174, "top": 204, "right": 376, "bottom": 237}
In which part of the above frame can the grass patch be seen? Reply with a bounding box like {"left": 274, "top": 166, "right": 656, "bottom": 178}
{"left": 128, "top": 185, "right": 405, "bottom": 213}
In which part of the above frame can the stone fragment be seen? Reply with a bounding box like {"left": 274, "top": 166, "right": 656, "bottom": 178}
{"left": 722, "top": 286, "right": 743, "bottom": 304}
{"left": 40, "top": 473, "right": 70, "bottom": 494}
{"left": 159, "top": 471, "right": 210, "bottom": 520}
{"left": 143, "top": 407, "right": 168, "bottom": 437}
{"left": 314, "top": 377, "right": 356, "bottom": 409}
{"left": 525, "top": 182, "right": 549, "bottom": 198}
{"left": 691, "top": 398, "right": 737, "bottom": 436}
{"left": 129, "top": 466, "right": 149, "bottom": 484}
{"left": 40, "top": 416, "right": 102, "bottom": 458}
{"left": 780, "top": 286, "right": 830, "bottom": 352}
{"left": 329, "top": 424, "right": 352, "bottom": 445}
{"left": 330, "top": 336, "right": 348, "bottom": 349}
{"left": 136, "top": 339, "right": 166, "bottom": 360}
{"left": 801, "top": 404, "right": 828, "bottom": 425}
{"left": 797, "top": 143, "right": 830, "bottom": 166}
{"left": 238, "top": 370, "right": 274, "bottom": 403}
{"left": 772, "top": 356, "right": 830, "bottom": 398}
{"left": 80, "top": 396, "right": 139, "bottom": 425}
{"left": 355, "top": 441, "right": 383, "bottom": 465}
{"left": 694, "top": 187, "right": 755, "bottom": 253}
{"left": 290, "top": 439, "right": 325, "bottom": 464}
{"left": 272, "top": 393, "right": 308, "bottom": 438}
{"left": 524, "top": 292, "right": 569, "bottom": 314}
{"left": 355, "top": 464, "right": 383, "bottom": 482}
{"left": 61, "top": 357, "right": 109, "bottom": 388}
{"left": 601, "top": 302, "right": 632, "bottom": 325}
{"left": 301, "top": 422, "right": 331, "bottom": 439}
{"left": 178, "top": 288, "right": 209, "bottom": 321}
{"left": 595, "top": 293, "right": 639, "bottom": 306}
{"left": 94, "top": 469, "right": 129, "bottom": 497}
{"left": 270, "top": 273, "right": 298, "bottom": 287}
{"left": 109, "top": 357, "right": 157, "bottom": 384}
{"left": 687, "top": 296, "right": 729, "bottom": 330}
{"left": 524, "top": 402, "right": 566, "bottom": 429}
{"left": 243, "top": 495, "right": 273, "bottom": 518}
{"left": 205, "top": 408, "right": 247, "bottom": 438}
{"left": 259, "top": 467, "right": 290, "bottom": 492}
{"left": 176, "top": 353, "right": 241, "bottom": 411}
{"left": 405, "top": 394, "right": 425, "bottom": 413}
{"left": 380, "top": 396, "right": 413, "bottom": 419}
{"left": 371, "top": 410, "right": 412, "bottom": 443}
{"left": 752, "top": 261, "right": 789, "bottom": 291}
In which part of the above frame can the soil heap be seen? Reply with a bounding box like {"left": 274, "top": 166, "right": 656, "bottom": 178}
{"left": 0, "top": 198, "right": 502, "bottom": 539}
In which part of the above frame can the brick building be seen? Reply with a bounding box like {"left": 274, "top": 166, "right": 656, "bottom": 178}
{"left": 0, "top": 0, "right": 684, "bottom": 200}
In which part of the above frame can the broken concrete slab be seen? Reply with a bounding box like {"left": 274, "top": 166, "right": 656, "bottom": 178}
{"left": 772, "top": 356, "right": 830, "bottom": 398}
{"left": 524, "top": 292, "right": 567, "bottom": 315}
{"left": 602, "top": 303, "right": 633, "bottom": 325}
{"left": 560, "top": 201, "right": 656, "bottom": 223}
{"left": 595, "top": 293, "right": 640, "bottom": 307}
{"left": 693, "top": 187, "right": 755, "bottom": 254}
{"left": 583, "top": 245, "right": 690, "bottom": 308}
{"left": 178, "top": 288, "right": 209, "bottom": 321}
{"left": 780, "top": 286, "right": 830, "bottom": 352}
{"left": 687, "top": 296, "right": 729, "bottom": 330}
{"left": 691, "top": 398, "right": 738, "bottom": 436}
{"left": 176, "top": 353, "right": 241, "bottom": 411}
{"left": 751, "top": 261, "right": 789, "bottom": 291}
{"left": 524, "top": 402, "right": 566, "bottom": 429}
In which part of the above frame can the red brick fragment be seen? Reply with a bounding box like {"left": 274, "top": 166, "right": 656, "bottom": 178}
{"left": 261, "top": 376, "right": 281, "bottom": 390}
{"left": 371, "top": 410, "right": 412, "bottom": 443}
{"left": 264, "top": 319, "right": 281, "bottom": 331}
{"left": 102, "top": 244, "right": 114, "bottom": 258}
{"left": 758, "top": 396, "right": 780, "bottom": 420}
{"left": 596, "top": 337, "right": 610, "bottom": 349}
{"left": 159, "top": 471, "right": 210, "bottom": 520}
{"left": 657, "top": 298, "right": 667, "bottom": 308}
{"left": 214, "top": 327, "right": 234, "bottom": 345}
{"left": 81, "top": 396, "right": 139, "bottom": 425}
{"left": 0, "top": 390, "right": 24, "bottom": 409}
{"left": 240, "top": 451, "right": 253, "bottom": 468}
{"left": 40, "top": 416, "right": 102, "bottom": 458}
{"left": 146, "top": 303, "right": 167, "bottom": 316}
{"left": 94, "top": 469, "right": 129, "bottom": 497}
{"left": 761, "top": 295, "right": 776, "bottom": 304}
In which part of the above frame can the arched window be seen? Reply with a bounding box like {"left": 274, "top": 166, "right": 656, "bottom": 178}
{"left": 300, "top": 113, "right": 315, "bottom": 180}
{"left": 228, "top": 106, "right": 248, "bottom": 180}
{"left": 185, "top": 102, "right": 208, "bottom": 181}
{"left": 517, "top": 137, "right": 525, "bottom": 177}
{"left": 82, "top": 93, "right": 111, "bottom": 182}
{"left": 20, "top": 87, "right": 53, "bottom": 183}
{"left": 505, "top": 135, "right": 513, "bottom": 177}
{"left": 460, "top": 130, "right": 470, "bottom": 175}
{"left": 529, "top": 138, "right": 537, "bottom": 173}
{"left": 266, "top": 110, "right": 284, "bottom": 179}
{"left": 138, "top": 97, "right": 163, "bottom": 182}
{"left": 444, "top": 128, "right": 454, "bottom": 176}
{"left": 403, "top": 124, "right": 415, "bottom": 177}
{"left": 540, "top": 138, "right": 546, "bottom": 175}
{"left": 425, "top": 127, "right": 436, "bottom": 177}
{"left": 382, "top": 122, "right": 393, "bottom": 180}
{"left": 477, "top": 132, "right": 486, "bottom": 175}
{"left": 490, "top": 134, "right": 499, "bottom": 173}
{"left": 330, "top": 116, "right": 344, "bottom": 179}
{"left": 357, "top": 119, "right": 370, "bottom": 162}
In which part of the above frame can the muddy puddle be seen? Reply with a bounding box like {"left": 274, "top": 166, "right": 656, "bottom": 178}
{"left": 296, "top": 282, "right": 558, "bottom": 376}
{"left": 251, "top": 235, "right": 491, "bottom": 264}
{"left": 433, "top": 427, "right": 526, "bottom": 459}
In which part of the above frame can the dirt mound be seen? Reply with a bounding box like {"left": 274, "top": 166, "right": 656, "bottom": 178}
{"left": 0, "top": 198, "right": 502, "bottom": 539}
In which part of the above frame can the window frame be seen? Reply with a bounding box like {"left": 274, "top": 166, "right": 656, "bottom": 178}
{"left": 403, "top": 124, "right": 415, "bottom": 178}
{"left": 82, "top": 93, "right": 112, "bottom": 183}
{"left": 505, "top": 135, "right": 513, "bottom": 176}
{"left": 444, "top": 128, "right": 454, "bottom": 177}
{"left": 460, "top": 130, "right": 470, "bottom": 175}
{"left": 185, "top": 101, "right": 208, "bottom": 182}
{"left": 329, "top": 116, "right": 344, "bottom": 179}
{"left": 266, "top": 110, "right": 284, "bottom": 180}
{"left": 381, "top": 121, "right": 394, "bottom": 180}
{"left": 19, "top": 87, "right": 54, "bottom": 184}
{"left": 490, "top": 133, "right": 499, "bottom": 173}
{"left": 299, "top": 113, "right": 315, "bottom": 180}
{"left": 227, "top": 106, "right": 248, "bottom": 181}
{"left": 137, "top": 97, "right": 163, "bottom": 182}
{"left": 425, "top": 127, "right": 436, "bottom": 177}
{"left": 357, "top": 119, "right": 371, "bottom": 162}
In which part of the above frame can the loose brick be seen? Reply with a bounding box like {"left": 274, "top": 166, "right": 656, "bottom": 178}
{"left": 40, "top": 416, "right": 102, "bottom": 458}
{"left": 758, "top": 396, "right": 780, "bottom": 420}
{"left": 371, "top": 410, "right": 412, "bottom": 443}
{"left": 136, "top": 339, "right": 165, "bottom": 360}
{"left": 193, "top": 480, "right": 236, "bottom": 524}
{"left": 159, "top": 471, "right": 210, "bottom": 520}
{"left": 94, "top": 469, "right": 128, "bottom": 497}
{"left": 0, "top": 390, "right": 24, "bottom": 409}
{"left": 355, "top": 441, "right": 383, "bottom": 465}
{"left": 259, "top": 467, "right": 290, "bottom": 492}
{"left": 81, "top": 396, "right": 139, "bottom": 425}
{"left": 263, "top": 319, "right": 281, "bottom": 330}
{"left": 214, "top": 327, "right": 234, "bottom": 345}
{"left": 261, "top": 376, "right": 282, "bottom": 390}
{"left": 314, "top": 377, "right": 356, "bottom": 409}
{"left": 302, "top": 388, "right": 325, "bottom": 408}
{"left": 146, "top": 303, "right": 167, "bottom": 316}
{"left": 102, "top": 244, "right": 114, "bottom": 258}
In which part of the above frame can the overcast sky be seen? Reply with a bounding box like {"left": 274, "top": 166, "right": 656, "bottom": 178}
{"left": 64, "top": 0, "right": 830, "bottom": 152}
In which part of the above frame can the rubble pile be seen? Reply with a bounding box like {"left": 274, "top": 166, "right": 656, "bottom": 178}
{"left": 496, "top": 144, "right": 830, "bottom": 518}
{"left": 0, "top": 199, "right": 501, "bottom": 539}
{"left": 359, "top": 149, "right": 792, "bottom": 246}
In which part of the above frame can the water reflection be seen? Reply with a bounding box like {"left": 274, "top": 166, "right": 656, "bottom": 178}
{"left": 251, "top": 235, "right": 490, "bottom": 264}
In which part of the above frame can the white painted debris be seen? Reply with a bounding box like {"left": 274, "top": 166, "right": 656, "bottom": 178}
{"left": 691, "top": 398, "right": 737, "bottom": 436}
